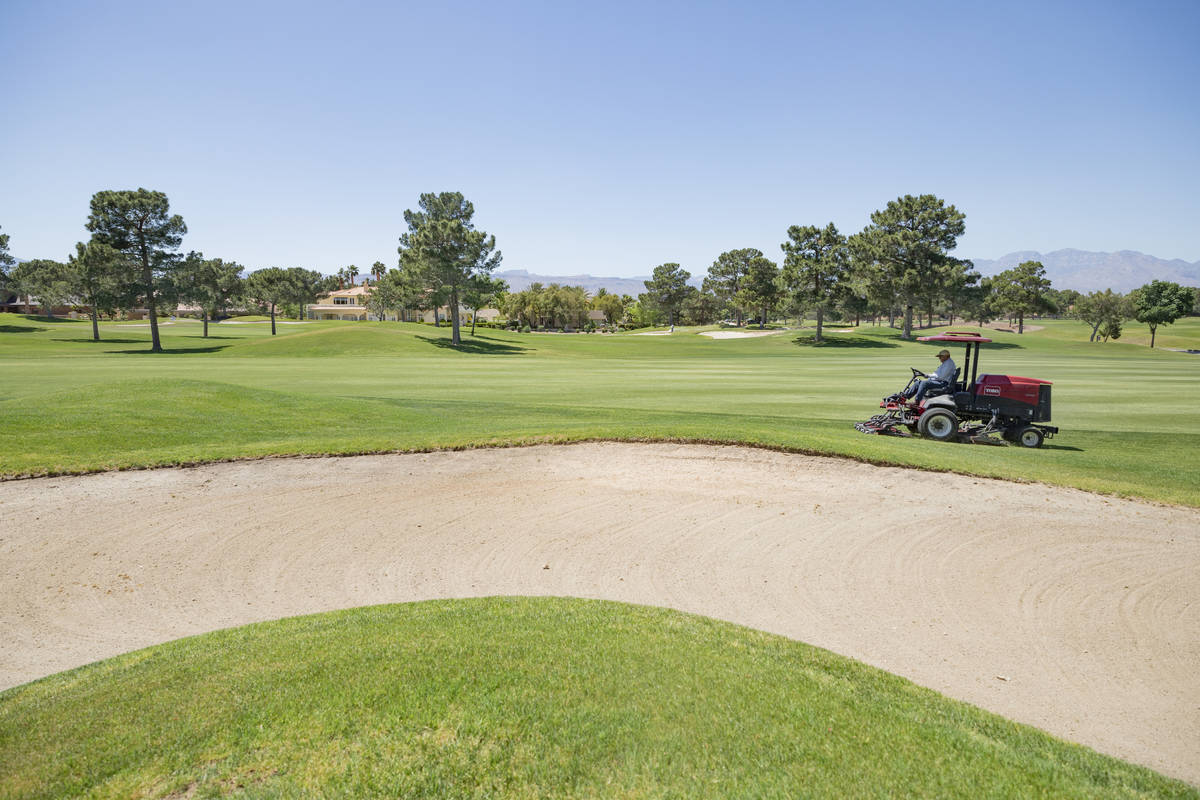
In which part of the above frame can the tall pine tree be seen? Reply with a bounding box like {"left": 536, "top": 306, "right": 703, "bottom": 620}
{"left": 850, "top": 195, "right": 966, "bottom": 340}
{"left": 397, "top": 192, "right": 501, "bottom": 346}
{"left": 781, "top": 223, "right": 849, "bottom": 343}
{"left": 87, "top": 189, "right": 187, "bottom": 353}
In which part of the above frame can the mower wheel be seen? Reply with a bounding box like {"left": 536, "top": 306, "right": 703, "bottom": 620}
{"left": 918, "top": 408, "right": 959, "bottom": 442}
{"left": 1015, "top": 426, "right": 1044, "bottom": 448}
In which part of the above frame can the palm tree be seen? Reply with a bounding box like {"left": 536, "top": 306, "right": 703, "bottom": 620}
{"left": 371, "top": 261, "right": 386, "bottom": 284}
{"left": 348, "top": 265, "right": 359, "bottom": 287}
{"left": 336, "top": 267, "right": 347, "bottom": 289}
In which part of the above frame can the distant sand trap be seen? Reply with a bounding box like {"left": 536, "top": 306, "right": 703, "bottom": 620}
{"left": 979, "top": 321, "right": 1045, "bottom": 333}
{"left": 2, "top": 443, "right": 1197, "bottom": 782}
{"left": 700, "top": 330, "right": 782, "bottom": 339}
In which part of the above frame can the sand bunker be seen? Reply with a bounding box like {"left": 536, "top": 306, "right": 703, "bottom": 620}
{"left": 1, "top": 443, "right": 1197, "bottom": 782}
{"left": 700, "top": 330, "right": 782, "bottom": 339}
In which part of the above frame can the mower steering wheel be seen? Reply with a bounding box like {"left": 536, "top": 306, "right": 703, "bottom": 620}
{"left": 911, "top": 367, "right": 926, "bottom": 378}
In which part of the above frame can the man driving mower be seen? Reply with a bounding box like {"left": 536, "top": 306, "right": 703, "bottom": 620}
{"left": 858, "top": 331, "right": 1059, "bottom": 447}
{"left": 894, "top": 349, "right": 955, "bottom": 404}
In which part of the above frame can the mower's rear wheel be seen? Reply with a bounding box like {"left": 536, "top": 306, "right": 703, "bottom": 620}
{"left": 1016, "top": 426, "right": 1044, "bottom": 448}
{"left": 918, "top": 409, "right": 959, "bottom": 442}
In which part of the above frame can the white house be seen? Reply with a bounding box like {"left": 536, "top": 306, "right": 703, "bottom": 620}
{"left": 305, "top": 284, "right": 499, "bottom": 324}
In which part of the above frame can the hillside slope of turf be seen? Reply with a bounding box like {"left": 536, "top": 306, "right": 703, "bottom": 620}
{"left": 1, "top": 317, "right": 1198, "bottom": 504}
{"left": 1, "top": 598, "right": 1193, "bottom": 799}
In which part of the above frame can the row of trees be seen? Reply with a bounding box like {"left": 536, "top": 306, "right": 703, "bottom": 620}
{"left": 628, "top": 194, "right": 1197, "bottom": 347}
{"left": 502, "top": 283, "right": 591, "bottom": 329}
{"left": 4, "top": 191, "right": 1197, "bottom": 350}
{"left": 625, "top": 195, "right": 981, "bottom": 343}
{"left": 1071, "top": 282, "right": 1197, "bottom": 347}
{"left": 1, "top": 189, "right": 510, "bottom": 353}
{"left": 0, "top": 190, "right": 343, "bottom": 350}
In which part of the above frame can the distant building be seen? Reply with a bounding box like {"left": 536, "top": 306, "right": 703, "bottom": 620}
{"left": 305, "top": 284, "right": 499, "bottom": 324}
{"left": 0, "top": 292, "right": 90, "bottom": 317}
{"left": 306, "top": 285, "right": 375, "bottom": 321}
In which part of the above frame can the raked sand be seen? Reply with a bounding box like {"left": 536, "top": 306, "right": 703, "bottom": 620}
{"left": 1, "top": 443, "right": 1197, "bottom": 782}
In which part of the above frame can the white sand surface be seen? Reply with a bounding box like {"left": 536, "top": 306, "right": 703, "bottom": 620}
{"left": 1, "top": 443, "right": 1197, "bottom": 782}
{"left": 979, "top": 321, "right": 1045, "bottom": 333}
{"left": 700, "top": 330, "right": 783, "bottom": 339}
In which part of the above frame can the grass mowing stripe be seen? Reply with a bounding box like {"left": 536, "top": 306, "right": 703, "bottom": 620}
{"left": 0, "top": 598, "right": 1193, "bottom": 799}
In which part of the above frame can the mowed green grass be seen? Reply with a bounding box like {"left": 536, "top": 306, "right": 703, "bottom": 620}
{"left": 2, "top": 315, "right": 1199, "bottom": 504}
{"left": 2, "top": 598, "right": 1194, "bottom": 799}
{"left": 3, "top": 322, "right": 1198, "bottom": 797}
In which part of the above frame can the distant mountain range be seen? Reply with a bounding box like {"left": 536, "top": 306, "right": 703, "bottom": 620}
{"left": 494, "top": 270, "right": 699, "bottom": 297}
{"left": 498, "top": 250, "right": 1199, "bottom": 296}
{"left": 968, "top": 250, "right": 1200, "bottom": 293}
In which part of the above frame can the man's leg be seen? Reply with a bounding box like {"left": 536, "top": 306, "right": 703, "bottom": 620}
{"left": 915, "top": 380, "right": 947, "bottom": 402}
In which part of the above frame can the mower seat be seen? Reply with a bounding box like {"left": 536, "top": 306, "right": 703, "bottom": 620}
{"left": 926, "top": 369, "right": 961, "bottom": 399}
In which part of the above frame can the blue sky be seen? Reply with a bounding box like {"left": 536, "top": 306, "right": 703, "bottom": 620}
{"left": 2, "top": 0, "right": 1197, "bottom": 278}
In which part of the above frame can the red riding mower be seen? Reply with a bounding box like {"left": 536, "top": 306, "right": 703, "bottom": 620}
{"left": 855, "top": 332, "right": 1059, "bottom": 447}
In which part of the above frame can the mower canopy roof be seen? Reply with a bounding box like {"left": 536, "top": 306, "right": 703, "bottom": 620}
{"left": 916, "top": 331, "right": 992, "bottom": 344}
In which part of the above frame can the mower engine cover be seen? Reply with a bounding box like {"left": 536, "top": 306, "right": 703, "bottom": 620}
{"left": 974, "top": 374, "right": 1053, "bottom": 422}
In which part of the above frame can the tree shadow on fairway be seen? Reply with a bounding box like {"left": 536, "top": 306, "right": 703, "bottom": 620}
{"left": 53, "top": 337, "right": 146, "bottom": 345}
{"left": 851, "top": 329, "right": 1024, "bottom": 350}
{"left": 12, "top": 314, "right": 82, "bottom": 324}
{"left": 0, "top": 324, "right": 47, "bottom": 334}
{"left": 917, "top": 340, "right": 1022, "bottom": 351}
{"left": 110, "top": 344, "right": 233, "bottom": 354}
{"left": 417, "top": 335, "right": 529, "bottom": 355}
{"left": 791, "top": 334, "right": 899, "bottom": 348}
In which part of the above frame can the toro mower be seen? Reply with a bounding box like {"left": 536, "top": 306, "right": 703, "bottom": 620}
{"left": 855, "top": 332, "right": 1059, "bottom": 447}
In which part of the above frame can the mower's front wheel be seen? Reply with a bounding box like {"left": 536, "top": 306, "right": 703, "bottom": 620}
{"left": 918, "top": 408, "right": 959, "bottom": 442}
{"left": 1015, "top": 426, "right": 1044, "bottom": 448}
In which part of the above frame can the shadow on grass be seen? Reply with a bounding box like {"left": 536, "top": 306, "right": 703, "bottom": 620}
{"left": 0, "top": 324, "right": 46, "bottom": 334}
{"left": 792, "top": 335, "right": 899, "bottom": 348}
{"left": 53, "top": 337, "right": 145, "bottom": 344}
{"left": 11, "top": 315, "right": 83, "bottom": 324}
{"left": 859, "top": 329, "right": 1025, "bottom": 350}
{"left": 417, "top": 335, "right": 529, "bottom": 355}
{"left": 1042, "top": 443, "right": 1085, "bottom": 452}
{"left": 918, "top": 340, "right": 1023, "bottom": 350}
{"left": 110, "top": 344, "right": 233, "bottom": 354}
